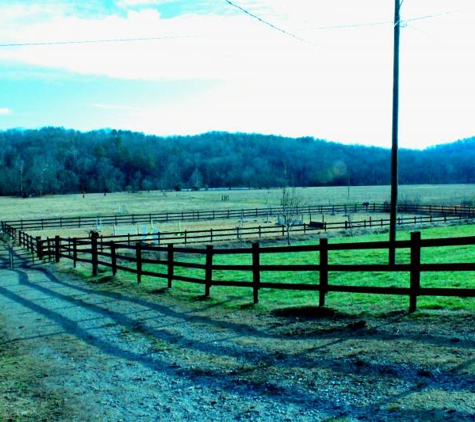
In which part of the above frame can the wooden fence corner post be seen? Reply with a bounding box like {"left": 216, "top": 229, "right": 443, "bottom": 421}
{"left": 252, "top": 242, "right": 260, "bottom": 304}
{"left": 409, "top": 231, "right": 421, "bottom": 313}
{"left": 54, "top": 235, "right": 61, "bottom": 263}
{"left": 91, "top": 235, "right": 98, "bottom": 276}
{"left": 167, "top": 243, "right": 174, "bottom": 289}
{"left": 136, "top": 242, "right": 142, "bottom": 284}
{"left": 205, "top": 245, "right": 213, "bottom": 297}
{"left": 110, "top": 241, "right": 117, "bottom": 276}
{"left": 319, "top": 238, "right": 329, "bottom": 308}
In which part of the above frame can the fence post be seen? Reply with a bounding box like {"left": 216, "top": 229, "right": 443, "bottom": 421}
{"left": 54, "top": 236, "right": 61, "bottom": 263}
{"left": 167, "top": 243, "right": 174, "bottom": 289}
{"left": 111, "top": 241, "right": 117, "bottom": 276}
{"left": 8, "top": 245, "right": 13, "bottom": 269}
{"left": 409, "top": 231, "right": 421, "bottom": 313}
{"left": 73, "top": 237, "right": 78, "bottom": 268}
{"left": 319, "top": 238, "right": 329, "bottom": 307}
{"left": 36, "top": 236, "right": 42, "bottom": 260}
{"left": 252, "top": 243, "right": 260, "bottom": 304}
{"left": 91, "top": 235, "right": 98, "bottom": 276}
{"left": 205, "top": 245, "right": 213, "bottom": 297}
{"left": 136, "top": 242, "right": 142, "bottom": 284}
{"left": 29, "top": 235, "right": 35, "bottom": 264}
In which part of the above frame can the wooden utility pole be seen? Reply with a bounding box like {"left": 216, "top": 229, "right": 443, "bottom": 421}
{"left": 389, "top": 0, "right": 401, "bottom": 266}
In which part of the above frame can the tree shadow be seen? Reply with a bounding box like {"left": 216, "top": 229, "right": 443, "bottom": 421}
{"left": 0, "top": 255, "right": 474, "bottom": 418}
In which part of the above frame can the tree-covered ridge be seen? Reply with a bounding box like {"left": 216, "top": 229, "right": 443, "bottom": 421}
{"left": 0, "top": 127, "right": 474, "bottom": 196}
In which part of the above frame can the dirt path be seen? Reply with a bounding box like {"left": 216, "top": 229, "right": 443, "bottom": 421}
{"left": 1, "top": 242, "right": 475, "bottom": 421}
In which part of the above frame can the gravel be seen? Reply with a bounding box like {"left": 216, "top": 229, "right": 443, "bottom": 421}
{"left": 1, "top": 243, "right": 475, "bottom": 421}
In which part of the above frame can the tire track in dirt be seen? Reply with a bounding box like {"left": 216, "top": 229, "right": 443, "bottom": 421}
{"left": 0, "top": 244, "right": 329, "bottom": 421}
{"left": 1, "top": 243, "right": 475, "bottom": 421}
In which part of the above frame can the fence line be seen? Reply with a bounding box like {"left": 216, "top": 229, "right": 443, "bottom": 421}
{"left": 3, "top": 202, "right": 474, "bottom": 231}
{"left": 8, "top": 225, "right": 475, "bottom": 313}
{"left": 8, "top": 213, "right": 470, "bottom": 253}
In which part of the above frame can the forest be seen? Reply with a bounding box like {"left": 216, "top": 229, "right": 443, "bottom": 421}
{"left": 0, "top": 127, "right": 474, "bottom": 196}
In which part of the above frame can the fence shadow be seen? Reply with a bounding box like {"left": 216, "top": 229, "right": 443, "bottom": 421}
{"left": 0, "top": 261, "right": 474, "bottom": 419}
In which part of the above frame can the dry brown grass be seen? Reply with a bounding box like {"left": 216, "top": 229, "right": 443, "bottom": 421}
{"left": 1, "top": 184, "right": 474, "bottom": 223}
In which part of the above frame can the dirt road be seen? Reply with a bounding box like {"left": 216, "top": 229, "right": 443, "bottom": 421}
{"left": 1, "top": 242, "right": 474, "bottom": 421}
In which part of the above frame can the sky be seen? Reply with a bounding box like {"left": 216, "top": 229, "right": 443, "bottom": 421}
{"left": 0, "top": 0, "right": 474, "bottom": 149}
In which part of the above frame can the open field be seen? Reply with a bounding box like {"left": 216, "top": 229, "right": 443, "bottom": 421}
{"left": 2, "top": 190, "right": 475, "bottom": 420}
{"left": 2, "top": 184, "right": 475, "bottom": 222}
{"left": 24, "top": 212, "right": 409, "bottom": 241}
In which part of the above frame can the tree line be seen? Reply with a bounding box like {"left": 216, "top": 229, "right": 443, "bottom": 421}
{"left": 0, "top": 127, "right": 474, "bottom": 196}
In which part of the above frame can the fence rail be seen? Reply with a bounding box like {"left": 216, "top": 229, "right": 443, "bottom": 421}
{"left": 6, "top": 212, "right": 473, "bottom": 266}
{"left": 5, "top": 213, "right": 470, "bottom": 252}
{"left": 7, "top": 222, "right": 475, "bottom": 313}
{"left": 3, "top": 202, "right": 474, "bottom": 231}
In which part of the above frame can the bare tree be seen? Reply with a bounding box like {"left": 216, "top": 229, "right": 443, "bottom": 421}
{"left": 280, "top": 186, "right": 305, "bottom": 245}
{"left": 39, "top": 163, "right": 49, "bottom": 196}
{"left": 18, "top": 159, "right": 24, "bottom": 197}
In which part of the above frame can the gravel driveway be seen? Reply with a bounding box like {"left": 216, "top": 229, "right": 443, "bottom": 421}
{"left": 1, "top": 242, "right": 474, "bottom": 421}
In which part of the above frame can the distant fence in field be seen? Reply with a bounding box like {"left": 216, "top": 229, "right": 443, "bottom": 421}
{"left": 3, "top": 202, "right": 474, "bottom": 232}
{"left": 3, "top": 202, "right": 475, "bottom": 313}
{"left": 8, "top": 228, "right": 475, "bottom": 313}
{"left": 4, "top": 213, "right": 469, "bottom": 249}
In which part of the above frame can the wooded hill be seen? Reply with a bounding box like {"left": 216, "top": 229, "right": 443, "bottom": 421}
{"left": 0, "top": 127, "right": 474, "bottom": 196}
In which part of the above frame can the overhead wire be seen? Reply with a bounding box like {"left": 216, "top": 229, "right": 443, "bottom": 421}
{"left": 223, "top": 0, "right": 314, "bottom": 45}
{"left": 0, "top": 3, "right": 471, "bottom": 49}
{"left": 0, "top": 35, "right": 193, "bottom": 48}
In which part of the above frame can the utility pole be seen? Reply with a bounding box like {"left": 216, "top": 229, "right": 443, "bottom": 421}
{"left": 389, "top": 0, "right": 401, "bottom": 266}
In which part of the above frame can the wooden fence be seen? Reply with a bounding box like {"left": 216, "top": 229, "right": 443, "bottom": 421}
{"left": 5, "top": 213, "right": 470, "bottom": 251}
{"left": 8, "top": 225, "right": 475, "bottom": 313}
{"left": 3, "top": 202, "right": 474, "bottom": 232}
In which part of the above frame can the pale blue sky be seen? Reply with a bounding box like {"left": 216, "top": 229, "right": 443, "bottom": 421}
{"left": 1, "top": 0, "right": 474, "bottom": 149}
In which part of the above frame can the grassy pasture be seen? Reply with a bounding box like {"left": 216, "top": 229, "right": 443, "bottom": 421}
{"left": 2, "top": 183, "right": 475, "bottom": 222}
{"left": 3, "top": 184, "right": 475, "bottom": 314}
{"left": 71, "top": 223, "right": 475, "bottom": 316}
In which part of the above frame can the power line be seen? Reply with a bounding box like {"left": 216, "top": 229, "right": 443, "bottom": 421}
{"left": 306, "top": 20, "right": 390, "bottom": 31}
{"left": 311, "top": 9, "right": 468, "bottom": 31}
{"left": 0, "top": 35, "right": 192, "bottom": 48}
{"left": 405, "top": 8, "right": 469, "bottom": 23}
{"left": 223, "top": 0, "right": 313, "bottom": 45}
{"left": 1, "top": 5, "right": 469, "bottom": 49}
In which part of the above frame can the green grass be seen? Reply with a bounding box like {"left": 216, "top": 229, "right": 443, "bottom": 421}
{"left": 79, "top": 223, "right": 475, "bottom": 316}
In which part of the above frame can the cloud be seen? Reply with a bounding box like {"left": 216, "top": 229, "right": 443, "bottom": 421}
{"left": 0, "top": 107, "right": 12, "bottom": 115}
{"left": 116, "top": 0, "right": 172, "bottom": 6}
{"left": 1, "top": 0, "right": 474, "bottom": 147}
{"left": 90, "top": 103, "right": 141, "bottom": 111}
